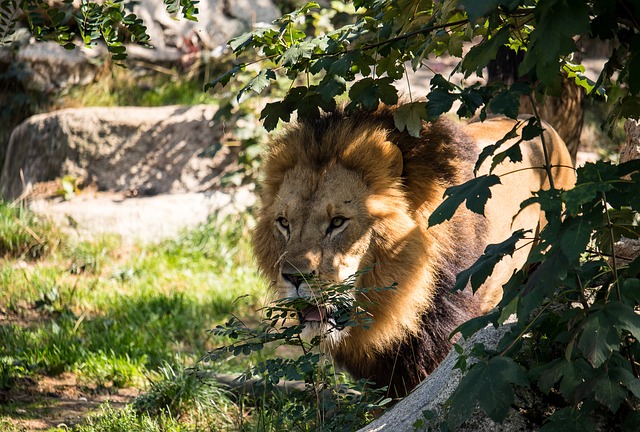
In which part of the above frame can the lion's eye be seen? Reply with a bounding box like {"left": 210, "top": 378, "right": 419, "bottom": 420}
{"left": 329, "top": 216, "right": 348, "bottom": 231}
{"left": 276, "top": 217, "right": 289, "bottom": 230}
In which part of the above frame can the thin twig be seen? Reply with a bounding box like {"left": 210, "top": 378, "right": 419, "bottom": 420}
{"left": 602, "top": 190, "right": 621, "bottom": 303}
{"left": 527, "top": 94, "right": 556, "bottom": 191}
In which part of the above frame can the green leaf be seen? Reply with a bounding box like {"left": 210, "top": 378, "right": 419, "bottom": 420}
{"left": 394, "top": 102, "right": 427, "bottom": 138}
{"left": 536, "top": 358, "right": 573, "bottom": 394}
{"left": 606, "top": 301, "right": 640, "bottom": 340}
{"left": 428, "top": 174, "right": 502, "bottom": 226}
{"left": 623, "top": 411, "right": 640, "bottom": 432}
{"left": 521, "top": 118, "right": 544, "bottom": 140}
{"left": 521, "top": 251, "right": 568, "bottom": 317}
{"left": 452, "top": 310, "right": 500, "bottom": 339}
{"left": 447, "top": 356, "right": 528, "bottom": 428}
{"left": 489, "top": 141, "right": 523, "bottom": 173}
{"left": 347, "top": 77, "right": 398, "bottom": 110}
{"left": 559, "top": 216, "right": 595, "bottom": 262}
{"left": 620, "top": 278, "right": 640, "bottom": 304}
{"left": 229, "top": 31, "right": 254, "bottom": 52}
{"left": 237, "top": 69, "right": 276, "bottom": 100}
{"left": 454, "top": 229, "right": 526, "bottom": 293}
{"left": 563, "top": 62, "right": 606, "bottom": 97}
{"left": 519, "top": 0, "right": 590, "bottom": 87}
{"left": 425, "top": 74, "right": 459, "bottom": 119}
{"left": 316, "top": 75, "right": 347, "bottom": 101}
{"left": 260, "top": 101, "right": 293, "bottom": 131}
{"left": 611, "top": 366, "right": 640, "bottom": 399}
{"left": 461, "top": 27, "right": 510, "bottom": 77}
{"left": 577, "top": 308, "right": 620, "bottom": 368}
{"left": 474, "top": 122, "right": 520, "bottom": 174}
{"left": 426, "top": 88, "right": 458, "bottom": 119}
{"left": 460, "top": 0, "right": 501, "bottom": 21}
{"left": 539, "top": 407, "right": 595, "bottom": 432}
{"left": 205, "top": 64, "right": 245, "bottom": 91}
{"left": 280, "top": 41, "right": 316, "bottom": 66}
{"left": 593, "top": 369, "right": 629, "bottom": 412}
{"left": 488, "top": 87, "right": 522, "bottom": 119}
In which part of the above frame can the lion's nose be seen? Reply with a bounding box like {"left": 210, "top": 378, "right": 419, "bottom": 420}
{"left": 281, "top": 271, "right": 316, "bottom": 289}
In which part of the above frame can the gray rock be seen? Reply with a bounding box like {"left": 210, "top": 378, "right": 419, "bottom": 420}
{"left": 0, "top": 105, "right": 238, "bottom": 199}
{"left": 134, "top": 0, "right": 280, "bottom": 51}
{"left": 28, "top": 188, "right": 255, "bottom": 244}
{"left": 16, "top": 41, "right": 96, "bottom": 91}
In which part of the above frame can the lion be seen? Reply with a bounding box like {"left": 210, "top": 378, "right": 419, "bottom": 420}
{"left": 252, "top": 105, "right": 575, "bottom": 398}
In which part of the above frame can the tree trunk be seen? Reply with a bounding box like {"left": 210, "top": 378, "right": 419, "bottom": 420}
{"left": 487, "top": 46, "right": 585, "bottom": 165}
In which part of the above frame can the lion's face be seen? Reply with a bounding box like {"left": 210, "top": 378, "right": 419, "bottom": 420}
{"left": 269, "top": 163, "right": 374, "bottom": 342}
{"left": 253, "top": 116, "right": 438, "bottom": 353}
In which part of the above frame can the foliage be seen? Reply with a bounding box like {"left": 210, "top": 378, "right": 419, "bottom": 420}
{"left": 0, "top": 0, "right": 197, "bottom": 59}
{"left": 4, "top": 0, "right": 640, "bottom": 429}
{"left": 206, "top": 0, "right": 640, "bottom": 429}
{"left": 204, "top": 273, "right": 392, "bottom": 431}
{"left": 209, "top": 0, "right": 640, "bottom": 135}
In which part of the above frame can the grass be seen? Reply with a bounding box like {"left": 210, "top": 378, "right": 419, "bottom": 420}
{"left": 0, "top": 201, "right": 269, "bottom": 430}
{"left": 60, "top": 61, "right": 221, "bottom": 108}
{"left": 0, "top": 202, "right": 60, "bottom": 260}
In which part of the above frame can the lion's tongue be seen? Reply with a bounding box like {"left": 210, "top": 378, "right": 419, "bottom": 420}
{"left": 301, "top": 305, "right": 323, "bottom": 322}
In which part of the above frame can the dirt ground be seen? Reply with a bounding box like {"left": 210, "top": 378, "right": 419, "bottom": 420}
{"left": 1, "top": 373, "right": 139, "bottom": 430}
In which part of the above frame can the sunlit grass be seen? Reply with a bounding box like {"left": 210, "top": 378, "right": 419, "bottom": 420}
{"left": 0, "top": 201, "right": 60, "bottom": 260}
{"left": 60, "top": 64, "right": 220, "bottom": 108}
{"left": 0, "top": 201, "right": 268, "bottom": 429}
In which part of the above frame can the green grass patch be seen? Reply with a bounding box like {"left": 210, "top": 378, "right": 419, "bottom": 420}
{"left": 0, "top": 201, "right": 60, "bottom": 260}
{"left": 61, "top": 65, "right": 220, "bottom": 108}
{"left": 0, "top": 206, "right": 268, "bottom": 429}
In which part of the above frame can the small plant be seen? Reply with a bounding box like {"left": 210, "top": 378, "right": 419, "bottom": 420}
{"left": 133, "top": 360, "right": 234, "bottom": 423}
{"left": 205, "top": 273, "right": 392, "bottom": 431}
{"left": 0, "top": 200, "right": 58, "bottom": 260}
{"left": 0, "top": 356, "right": 26, "bottom": 390}
{"left": 66, "top": 235, "right": 119, "bottom": 275}
{"left": 57, "top": 175, "right": 81, "bottom": 200}
{"left": 74, "top": 403, "right": 162, "bottom": 432}
{"left": 79, "top": 351, "right": 146, "bottom": 388}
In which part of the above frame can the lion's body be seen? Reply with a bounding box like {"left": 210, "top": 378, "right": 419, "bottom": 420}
{"left": 252, "top": 106, "right": 575, "bottom": 397}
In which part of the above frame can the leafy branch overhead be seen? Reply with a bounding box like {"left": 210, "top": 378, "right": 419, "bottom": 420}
{"left": 1, "top": 0, "right": 198, "bottom": 59}
{"left": 209, "top": 0, "right": 639, "bottom": 135}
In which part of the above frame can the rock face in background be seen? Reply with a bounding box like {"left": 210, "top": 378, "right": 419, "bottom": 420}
{"left": 134, "top": 0, "right": 281, "bottom": 54}
{"left": 15, "top": 41, "right": 97, "bottom": 92}
{"left": 0, "top": 105, "right": 238, "bottom": 199}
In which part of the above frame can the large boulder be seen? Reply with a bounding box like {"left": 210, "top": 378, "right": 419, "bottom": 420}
{"left": 0, "top": 105, "right": 238, "bottom": 199}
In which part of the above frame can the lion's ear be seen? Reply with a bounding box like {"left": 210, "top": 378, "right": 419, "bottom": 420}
{"left": 342, "top": 137, "right": 403, "bottom": 183}
{"left": 380, "top": 140, "right": 403, "bottom": 179}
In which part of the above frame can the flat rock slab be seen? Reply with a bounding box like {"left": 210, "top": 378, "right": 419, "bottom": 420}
{"left": 1, "top": 105, "right": 237, "bottom": 200}
{"left": 29, "top": 188, "right": 255, "bottom": 244}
